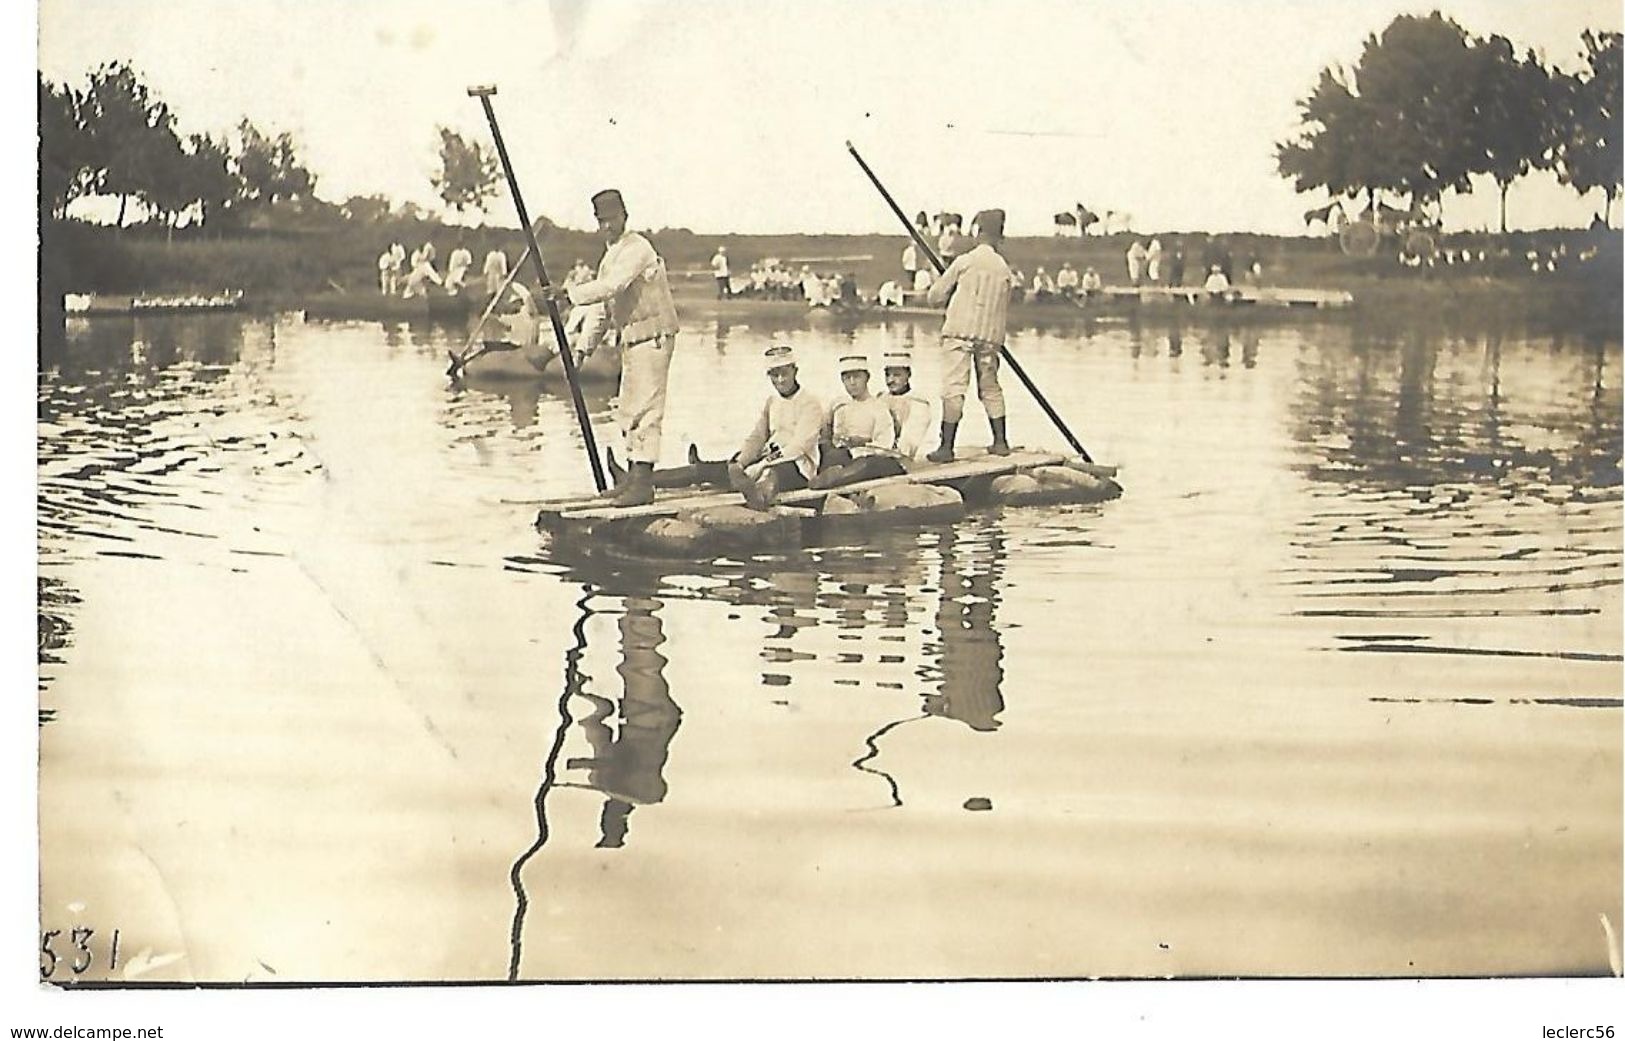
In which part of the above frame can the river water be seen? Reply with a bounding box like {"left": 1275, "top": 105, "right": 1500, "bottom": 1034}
{"left": 36, "top": 305, "right": 1622, "bottom": 982}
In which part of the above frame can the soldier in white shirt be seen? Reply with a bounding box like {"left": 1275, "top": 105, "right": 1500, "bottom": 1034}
{"left": 728, "top": 344, "right": 825, "bottom": 510}
{"left": 710, "top": 246, "right": 731, "bottom": 299}
{"left": 1056, "top": 262, "right": 1081, "bottom": 299}
{"left": 445, "top": 241, "right": 474, "bottom": 293}
{"left": 482, "top": 248, "right": 509, "bottom": 296}
{"left": 810, "top": 353, "right": 907, "bottom": 490}
{"left": 878, "top": 349, "right": 934, "bottom": 461}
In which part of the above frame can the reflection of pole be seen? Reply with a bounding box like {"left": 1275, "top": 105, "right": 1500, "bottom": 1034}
{"left": 506, "top": 586, "right": 591, "bottom": 982}
{"left": 851, "top": 713, "right": 928, "bottom": 807}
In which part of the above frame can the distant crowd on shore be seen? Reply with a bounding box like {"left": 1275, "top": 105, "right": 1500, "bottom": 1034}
{"left": 709, "top": 246, "right": 863, "bottom": 308}
{"left": 376, "top": 237, "right": 515, "bottom": 299}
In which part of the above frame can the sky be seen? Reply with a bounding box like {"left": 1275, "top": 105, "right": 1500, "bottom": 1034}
{"left": 34, "top": 0, "right": 1625, "bottom": 235}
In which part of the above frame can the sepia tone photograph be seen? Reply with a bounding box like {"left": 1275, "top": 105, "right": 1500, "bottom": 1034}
{"left": 19, "top": 0, "right": 1625, "bottom": 1033}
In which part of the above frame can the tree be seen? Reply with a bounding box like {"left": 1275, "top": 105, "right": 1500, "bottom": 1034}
{"left": 1469, "top": 35, "right": 1555, "bottom": 233}
{"left": 1554, "top": 30, "right": 1622, "bottom": 224}
{"left": 235, "top": 118, "right": 317, "bottom": 211}
{"left": 1276, "top": 66, "right": 1383, "bottom": 210}
{"left": 79, "top": 61, "right": 181, "bottom": 228}
{"left": 139, "top": 128, "right": 196, "bottom": 232}
{"left": 341, "top": 193, "right": 393, "bottom": 223}
{"left": 431, "top": 126, "right": 501, "bottom": 218}
{"left": 182, "top": 132, "right": 242, "bottom": 231}
{"left": 1277, "top": 13, "right": 1482, "bottom": 222}
{"left": 38, "top": 74, "right": 97, "bottom": 220}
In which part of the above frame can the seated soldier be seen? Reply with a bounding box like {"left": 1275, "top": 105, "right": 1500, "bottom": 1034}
{"left": 809, "top": 353, "right": 908, "bottom": 490}
{"left": 728, "top": 344, "right": 826, "bottom": 510}
{"left": 877, "top": 348, "right": 934, "bottom": 461}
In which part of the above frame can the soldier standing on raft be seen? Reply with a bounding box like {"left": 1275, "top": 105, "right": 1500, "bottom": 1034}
{"left": 544, "top": 189, "right": 680, "bottom": 507}
{"left": 924, "top": 208, "right": 1014, "bottom": 462}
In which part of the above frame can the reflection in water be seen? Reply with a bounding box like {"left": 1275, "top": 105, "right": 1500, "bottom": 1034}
{"left": 569, "top": 596, "right": 681, "bottom": 846}
{"left": 924, "top": 521, "right": 1007, "bottom": 732}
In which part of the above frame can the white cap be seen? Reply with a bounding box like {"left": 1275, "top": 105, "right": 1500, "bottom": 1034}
{"left": 837, "top": 353, "right": 870, "bottom": 373}
{"left": 763, "top": 343, "right": 798, "bottom": 372}
{"left": 882, "top": 349, "right": 913, "bottom": 369}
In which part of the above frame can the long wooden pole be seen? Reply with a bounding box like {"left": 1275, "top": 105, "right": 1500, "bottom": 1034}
{"left": 470, "top": 85, "right": 607, "bottom": 493}
{"left": 845, "top": 141, "right": 1094, "bottom": 463}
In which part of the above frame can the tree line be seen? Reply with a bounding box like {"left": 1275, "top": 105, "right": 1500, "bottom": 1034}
{"left": 40, "top": 60, "right": 506, "bottom": 233}
{"left": 1277, "top": 14, "right": 1621, "bottom": 231}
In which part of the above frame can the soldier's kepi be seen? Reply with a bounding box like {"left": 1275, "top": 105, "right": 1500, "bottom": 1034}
{"left": 924, "top": 207, "right": 1013, "bottom": 462}
{"left": 548, "top": 189, "right": 680, "bottom": 506}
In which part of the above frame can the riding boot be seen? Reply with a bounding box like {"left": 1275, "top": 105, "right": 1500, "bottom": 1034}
{"left": 605, "top": 447, "right": 627, "bottom": 487}
{"left": 610, "top": 462, "right": 655, "bottom": 507}
{"left": 926, "top": 421, "right": 958, "bottom": 464}
{"left": 988, "top": 417, "right": 1012, "bottom": 456}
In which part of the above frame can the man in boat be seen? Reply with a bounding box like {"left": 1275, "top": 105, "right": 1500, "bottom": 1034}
{"left": 728, "top": 343, "right": 825, "bottom": 510}
{"left": 809, "top": 353, "right": 907, "bottom": 490}
{"left": 878, "top": 348, "right": 933, "bottom": 461}
{"left": 542, "top": 189, "right": 680, "bottom": 507}
{"left": 924, "top": 207, "right": 1013, "bottom": 462}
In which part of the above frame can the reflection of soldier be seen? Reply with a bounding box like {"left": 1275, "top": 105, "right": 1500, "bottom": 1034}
{"left": 568, "top": 596, "right": 681, "bottom": 848}
{"left": 925, "top": 523, "right": 1006, "bottom": 731}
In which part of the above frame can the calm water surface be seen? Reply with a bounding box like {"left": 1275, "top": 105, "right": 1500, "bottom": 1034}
{"left": 37, "top": 305, "right": 1622, "bottom": 981}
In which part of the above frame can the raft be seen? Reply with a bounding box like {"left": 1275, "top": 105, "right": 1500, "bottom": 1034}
{"left": 534, "top": 449, "right": 1122, "bottom": 558}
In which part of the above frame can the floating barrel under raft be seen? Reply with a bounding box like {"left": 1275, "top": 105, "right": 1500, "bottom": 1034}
{"left": 534, "top": 450, "right": 1123, "bottom": 559}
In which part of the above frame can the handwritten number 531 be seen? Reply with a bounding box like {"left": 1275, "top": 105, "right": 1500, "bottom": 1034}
{"left": 40, "top": 927, "right": 119, "bottom": 980}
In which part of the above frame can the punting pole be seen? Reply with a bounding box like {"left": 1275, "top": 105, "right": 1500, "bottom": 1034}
{"left": 470, "top": 85, "right": 608, "bottom": 493}
{"left": 845, "top": 141, "right": 1095, "bottom": 464}
{"left": 446, "top": 240, "right": 534, "bottom": 378}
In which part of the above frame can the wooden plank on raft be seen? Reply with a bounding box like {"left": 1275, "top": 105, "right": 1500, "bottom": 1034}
{"left": 549, "top": 450, "right": 1068, "bottom": 522}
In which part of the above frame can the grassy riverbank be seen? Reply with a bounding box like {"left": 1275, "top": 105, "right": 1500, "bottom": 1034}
{"left": 42, "top": 217, "right": 1623, "bottom": 334}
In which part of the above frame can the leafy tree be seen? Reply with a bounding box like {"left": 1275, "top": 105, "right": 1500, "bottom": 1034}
{"left": 1276, "top": 67, "right": 1383, "bottom": 211}
{"left": 1469, "top": 35, "right": 1556, "bottom": 233}
{"left": 180, "top": 132, "right": 242, "bottom": 231}
{"left": 235, "top": 118, "right": 317, "bottom": 211}
{"left": 38, "top": 74, "right": 96, "bottom": 220}
{"left": 341, "top": 193, "right": 393, "bottom": 223}
{"left": 1553, "top": 30, "right": 1622, "bottom": 224}
{"left": 140, "top": 129, "right": 196, "bottom": 231}
{"left": 1278, "top": 14, "right": 1482, "bottom": 222}
{"left": 431, "top": 126, "right": 501, "bottom": 217}
{"left": 79, "top": 61, "right": 180, "bottom": 228}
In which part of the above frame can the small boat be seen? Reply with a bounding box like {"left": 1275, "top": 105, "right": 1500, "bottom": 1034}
{"left": 64, "top": 290, "right": 243, "bottom": 316}
{"left": 298, "top": 290, "right": 482, "bottom": 322}
{"left": 461, "top": 340, "right": 620, "bottom": 382}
